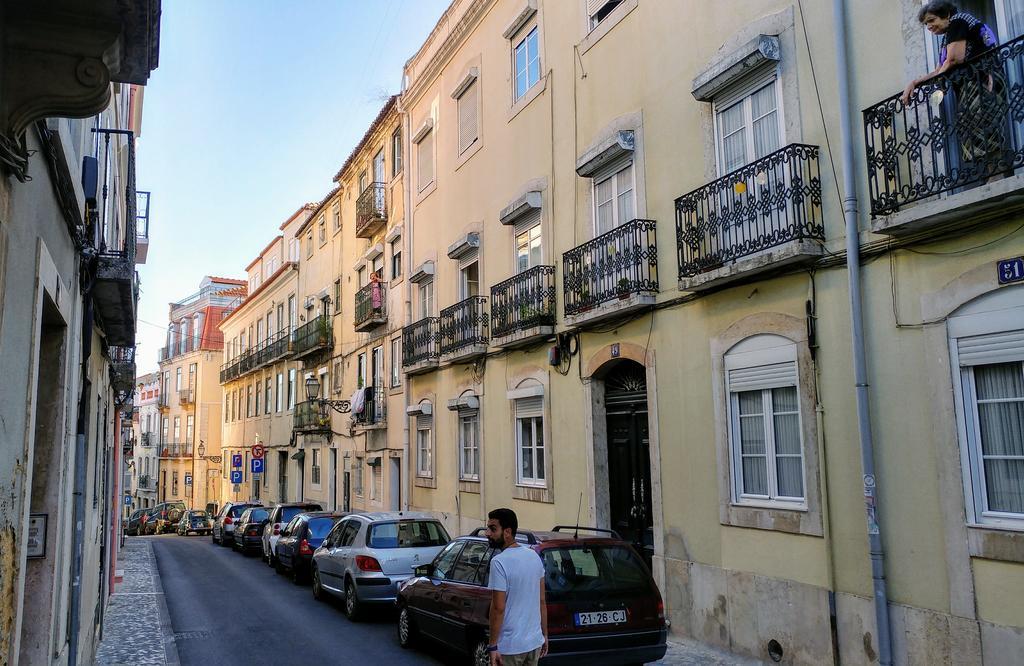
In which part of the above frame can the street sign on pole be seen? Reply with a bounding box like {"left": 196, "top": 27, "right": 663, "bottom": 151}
{"left": 251, "top": 458, "right": 264, "bottom": 475}
{"left": 184, "top": 473, "right": 192, "bottom": 486}
{"left": 231, "top": 453, "right": 243, "bottom": 468}
{"left": 251, "top": 444, "right": 264, "bottom": 460}
{"left": 230, "top": 470, "right": 243, "bottom": 484}
{"left": 124, "top": 495, "right": 132, "bottom": 505}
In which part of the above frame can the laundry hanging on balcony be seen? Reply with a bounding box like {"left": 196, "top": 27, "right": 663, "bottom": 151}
{"left": 350, "top": 387, "right": 365, "bottom": 415}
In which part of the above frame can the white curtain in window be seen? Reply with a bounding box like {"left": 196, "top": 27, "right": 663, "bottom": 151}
{"left": 974, "top": 362, "right": 1024, "bottom": 513}
{"left": 737, "top": 391, "right": 768, "bottom": 495}
{"left": 751, "top": 83, "right": 780, "bottom": 160}
{"left": 772, "top": 386, "right": 803, "bottom": 498}
{"left": 719, "top": 103, "right": 746, "bottom": 173}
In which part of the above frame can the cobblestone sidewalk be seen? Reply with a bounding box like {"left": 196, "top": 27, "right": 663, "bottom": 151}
{"left": 656, "top": 637, "right": 767, "bottom": 665}
{"left": 95, "top": 538, "right": 178, "bottom": 665}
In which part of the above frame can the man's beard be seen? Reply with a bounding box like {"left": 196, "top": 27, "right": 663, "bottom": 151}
{"left": 488, "top": 535, "right": 504, "bottom": 549}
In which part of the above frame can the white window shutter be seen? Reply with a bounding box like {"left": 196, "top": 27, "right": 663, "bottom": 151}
{"left": 957, "top": 330, "right": 1024, "bottom": 366}
{"left": 587, "top": 0, "right": 609, "bottom": 20}
{"left": 515, "top": 396, "right": 544, "bottom": 418}
{"left": 416, "top": 414, "right": 432, "bottom": 431}
{"left": 728, "top": 361, "right": 797, "bottom": 392}
{"left": 513, "top": 210, "right": 541, "bottom": 238}
{"left": 458, "top": 82, "right": 478, "bottom": 153}
{"left": 459, "top": 248, "right": 479, "bottom": 271}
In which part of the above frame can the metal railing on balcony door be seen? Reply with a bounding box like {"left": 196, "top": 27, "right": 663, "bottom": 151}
{"left": 354, "top": 386, "right": 386, "bottom": 426}
{"left": 402, "top": 318, "right": 439, "bottom": 366}
{"left": 490, "top": 265, "right": 556, "bottom": 339}
{"left": 863, "top": 36, "right": 1024, "bottom": 217}
{"left": 159, "top": 442, "right": 192, "bottom": 458}
{"left": 354, "top": 281, "right": 388, "bottom": 328}
{"left": 292, "top": 315, "right": 331, "bottom": 357}
{"left": 439, "top": 296, "right": 488, "bottom": 355}
{"left": 355, "top": 182, "right": 387, "bottom": 235}
{"left": 674, "top": 143, "right": 824, "bottom": 278}
{"left": 562, "top": 219, "right": 658, "bottom": 316}
{"left": 293, "top": 400, "right": 326, "bottom": 431}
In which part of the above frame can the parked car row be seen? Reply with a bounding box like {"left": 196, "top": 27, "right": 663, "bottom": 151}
{"left": 209, "top": 500, "right": 668, "bottom": 665}
{"left": 124, "top": 501, "right": 187, "bottom": 536}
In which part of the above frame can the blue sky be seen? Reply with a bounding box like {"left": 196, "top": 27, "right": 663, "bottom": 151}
{"left": 135, "top": 0, "right": 449, "bottom": 372}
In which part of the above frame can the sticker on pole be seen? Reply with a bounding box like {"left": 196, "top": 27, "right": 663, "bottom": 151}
{"left": 232, "top": 453, "right": 243, "bottom": 468}
{"left": 230, "top": 470, "right": 243, "bottom": 484}
{"left": 251, "top": 444, "right": 264, "bottom": 460}
{"left": 251, "top": 458, "right": 264, "bottom": 475}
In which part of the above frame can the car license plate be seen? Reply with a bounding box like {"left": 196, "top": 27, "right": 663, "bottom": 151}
{"left": 574, "top": 610, "right": 626, "bottom": 626}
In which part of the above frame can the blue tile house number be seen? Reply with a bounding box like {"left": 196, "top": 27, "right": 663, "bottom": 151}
{"left": 997, "top": 256, "right": 1024, "bottom": 285}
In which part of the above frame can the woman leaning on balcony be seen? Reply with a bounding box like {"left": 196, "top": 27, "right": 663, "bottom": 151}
{"left": 902, "top": 2, "right": 1006, "bottom": 165}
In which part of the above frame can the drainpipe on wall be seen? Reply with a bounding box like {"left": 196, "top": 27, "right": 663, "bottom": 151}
{"left": 832, "top": 1, "right": 893, "bottom": 664}
{"left": 69, "top": 288, "right": 94, "bottom": 666}
{"left": 398, "top": 89, "right": 412, "bottom": 513}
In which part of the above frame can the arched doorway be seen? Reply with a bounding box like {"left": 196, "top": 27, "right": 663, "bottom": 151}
{"left": 603, "top": 360, "right": 654, "bottom": 564}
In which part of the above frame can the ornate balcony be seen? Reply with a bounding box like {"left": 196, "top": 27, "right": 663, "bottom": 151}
{"left": 864, "top": 35, "right": 1024, "bottom": 235}
{"left": 354, "top": 281, "right": 387, "bottom": 331}
{"left": 260, "top": 329, "right": 293, "bottom": 367}
{"left": 219, "top": 358, "right": 238, "bottom": 385}
{"left": 141, "top": 432, "right": 154, "bottom": 448}
{"left": 178, "top": 389, "right": 194, "bottom": 406}
{"left": 402, "top": 317, "right": 440, "bottom": 375}
{"left": 562, "top": 218, "right": 658, "bottom": 327}
{"left": 353, "top": 386, "right": 386, "bottom": 429}
{"left": 490, "top": 265, "right": 556, "bottom": 348}
{"left": 294, "top": 400, "right": 330, "bottom": 434}
{"left": 109, "top": 345, "right": 136, "bottom": 391}
{"left": 355, "top": 182, "right": 388, "bottom": 238}
{"left": 137, "top": 474, "right": 157, "bottom": 491}
{"left": 292, "top": 315, "right": 332, "bottom": 360}
{"left": 675, "top": 143, "right": 824, "bottom": 291}
{"left": 439, "top": 296, "right": 489, "bottom": 363}
{"left": 158, "top": 442, "right": 193, "bottom": 458}
{"left": 93, "top": 134, "right": 138, "bottom": 347}
{"left": 157, "top": 393, "right": 170, "bottom": 412}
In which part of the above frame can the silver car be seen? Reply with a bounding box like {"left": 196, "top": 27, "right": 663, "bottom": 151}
{"left": 310, "top": 512, "right": 450, "bottom": 621}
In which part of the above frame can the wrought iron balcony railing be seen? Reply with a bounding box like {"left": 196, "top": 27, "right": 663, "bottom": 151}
{"left": 260, "top": 328, "right": 292, "bottom": 366}
{"left": 157, "top": 393, "right": 170, "bottom": 410}
{"left": 178, "top": 388, "right": 195, "bottom": 405}
{"left": 439, "top": 296, "right": 489, "bottom": 356}
{"left": 137, "top": 474, "right": 156, "bottom": 490}
{"left": 490, "top": 266, "right": 556, "bottom": 339}
{"left": 294, "top": 400, "right": 328, "bottom": 432}
{"left": 355, "top": 182, "right": 388, "bottom": 238}
{"left": 562, "top": 219, "right": 659, "bottom": 316}
{"left": 141, "top": 432, "right": 154, "bottom": 447}
{"left": 158, "top": 442, "right": 193, "bottom": 458}
{"left": 219, "top": 359, "right": 237, "bottom": 384}
{"left": 292, "top": 315, "right": 332, "bottom": 358}
{"left": 353, "top": 386, "right": 386, "bottom": 426}
{"left": 864, "top": 36, "right": 1024, "bottom": 217}
{"left": 354, "top": 281, "right": 388, "bottom": 330}
{"left": 674, "top": 143, "right": 824, "bottom": 278}
{"left": 109, "top": 345, "right": 136, "bottom": 390}
{"left": 402, "top": 317, "right": 440, "bottom": 368}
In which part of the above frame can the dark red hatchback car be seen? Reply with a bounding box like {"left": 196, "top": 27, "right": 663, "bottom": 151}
{"left": 395, "top": 526, "right": 667, "bottom": 665}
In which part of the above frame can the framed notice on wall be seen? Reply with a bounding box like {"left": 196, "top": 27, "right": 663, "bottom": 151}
{"left": 27, "top": 514, "right": 47, "bottom": 559}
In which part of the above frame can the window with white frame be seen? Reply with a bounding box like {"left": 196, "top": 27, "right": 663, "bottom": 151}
{"left": 370, "top": 460, "right": 382, "bottom": 500}
{"left": 515, "top": 396, "right": 545, "bottom": 486}
{"left": 593, "top": 160, "right": 635, "bottom": 236}
{"left": 513, "top": 26, "right": 540, "bottom": 101}
{"left": 289, "top": 238, "right": 299, "bottom": 262}
{"left": 391, "top": 337, "right": 402, "bottom": 388}
{"left": 417, "top": 128, "right": 434, "bottom": 192}
{"left": 287, "top": 368, "right": 296, "bottom": 409}
{"left": 311, "top": 448, "right": 321, "bottom": 486}
{"left": 276, "top": 373, "right": 283, "bottom": 412}
{"left": 306, "top": 231, "right": 313, "bottom": 258}
{"left": 949, "top": 288, "right": 1024, "bottom": 528}
{"left": 588, "top": 0, "right": 624, "bottom": 29}
{"left": 515, "top": 216, "right": 542, "bottom": 273}
{"left": 392, "top": 127, "right": 402, "bottom": 177}
{"left": 173, "top": 416, "right": 181, "bottom": 441}
{"left": 714, "top": 70, "right": 782, "bottom": 175}
{"left": 265, "top": 378, "right": 272, "bottom": 415}
{"left": 419, "top": 280, "right": 434, "bottom": 319}
{"left": 459, "top": 410, "right": 480, "bottom": 481}
{"left": 332, "top": 203, "right": 341, "bottom": 231}
{"left": 457, "top": 79, "right": 479, "bottom": 154}
{"left": 186, "top": 414, "right": 194, "bottom": 443}
{"left": 254, "top": 380, "right": 261, "bottom": 415}
{"left": 416, "top": 413, "right": 433, "bottom": 477}
{"left": 354, "top": 457, "right": 364, "bottom": 496}
{"left": 391, "top": 239, "right": 402, "bottom": 279}
{"left": 725, "top": 334, "right": 805, "bottom": 506}
{"left": 175, "top": 367, "right": 182, "bottom": 391}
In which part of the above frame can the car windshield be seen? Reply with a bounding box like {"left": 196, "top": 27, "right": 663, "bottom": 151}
{"left": 541, "top": 545, "right": 653, "bottom": 601}
{"left": 368, "top": 520, "right": 449, "bottom": 549}
{"left": 280, "top": 506, "right": 311, "bottom": 523}
{"left": 307, "top": 517, "right": 338, "bottom": 539}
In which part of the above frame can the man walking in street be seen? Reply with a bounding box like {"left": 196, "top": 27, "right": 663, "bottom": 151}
{"left": 486, "top": 508, "right": 547, "bottom": 666}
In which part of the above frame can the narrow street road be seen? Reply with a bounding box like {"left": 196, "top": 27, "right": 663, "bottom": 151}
{"left": 150, "top": 534, "right": 447, "bottom": 665}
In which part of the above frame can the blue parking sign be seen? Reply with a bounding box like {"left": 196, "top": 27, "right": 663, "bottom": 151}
{"left": 124, "top": 495, "right": 132, "bottom": 505}
{"left": 232, "top": 454, "right": 242, "bottom": 468}
{"left": 230, "top": 470, "right": 243, "bottom": 484}
{"left": 251, "top": 458, "right": 264, "bottom": 474}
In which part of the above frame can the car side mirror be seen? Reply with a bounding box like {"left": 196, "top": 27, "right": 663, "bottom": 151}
{"left": 414, "top": 564, "right": 434, "bottom": 578}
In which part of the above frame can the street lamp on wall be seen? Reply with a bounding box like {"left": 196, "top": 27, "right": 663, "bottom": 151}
{"left": 304, "top": 375, "right": 351, "bottom": 416}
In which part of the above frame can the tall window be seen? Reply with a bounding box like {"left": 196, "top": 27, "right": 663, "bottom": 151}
{"left": 417, "top": 128, "right": 434, "bottom": 192}
{"left": 246, "top": 384, "right": 253, "bottom": 418}
{"left": 371, "top": 461, "right": 382, "bottom": 501}
{"left": 391, "top": 239, "right": 402, "bottom": 279}
{"left": 287, "top": 368, "right": 296, "bottom": 409}
{"left": 289, "top": 238, "right": 299, "bottom": 262}
{"left": 306, "top": 231, "right": 313, "bottom": 258}
{"left": 513, "top": 26, "right": 540, "bottom": 101}
{"left": 419, "top": 280, "right": 434, "bottom": 319}
{"left": 318, "top": 215, "right": 326, "bottom": 244}
{"left": 188, "top": 363, "right": 197, "bottom": 390}
{"left": 725, "top": 334, "right": 805, "bottom": 506}
{"left": 161, "top": 417, "right": 168, "bottom": 444}
{"left": 391, "top": 337, "right": 402, "bottom": 388}
{"left": 256, "top": 319, "right": 264, "bottom": 346}
{"left": 515, "top": 396, "right": 545, "bottom": 485}
{"left": 332, "top": 203, "right": 341, "bottom": 231}
{"left": 265, "top": 378, "right": 272, "bottom": 415}
{"left": 416, "top": 413, "right": 433, "bottom": 477}
{"left": 175, "top": 367, "right": 182, "bottom": 391}
{"left": 357, "top": 353, "right": 367, "bottom": 388}
{"left": 459, "top": 410, "right": 480, "bottom": 481}
{"left": 593, "top": 161, "right": 635, "bottom": 235}
{"left": 460, "top": 260, "right": 480, "bottom": 299}
{"left": 354, "top": 457, "right": 364, "bottom": 496}
{"left": 515, "top": 220, "right": 542, "bottom": 273}
{"left": 311, "top": 448, "right": 321, "bottom": 486}
{"left": 334, "top": 279, "right": 341, "bottom": 311}
{"left": 276, "top": 373, "right": 284, "bottom": 412}
{"left": 277, "top": 303, "right": 285, "bottom": 334}
{"left": 172, "top": 472, "right": 179, "bottom": 497}
{"left": 254, "top": 380, "right": 261, "bottom": 415}
{"left": 225, "top": 394, "right": 229, "bottom": 423}
{"left": 392, "top": 127, "right": 402, "bottom": 177}
{"left": 173, "top": 416, "right": 181, "bottom": 442}
{"left": 185, "top": 414, "right": 194, "bottom": 443}
{"left": 288, "top": 295, "right": 296, "bottom": 330}
{"left": 457, "top": 79, "right": 479, "bottom": 154}
{"left": 714, "top": 75, "right": 781, "bottom": 175}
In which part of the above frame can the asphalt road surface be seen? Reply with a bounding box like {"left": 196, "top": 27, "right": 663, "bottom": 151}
{"left": 151, "top": 534, "right": 451, "bottom": 665}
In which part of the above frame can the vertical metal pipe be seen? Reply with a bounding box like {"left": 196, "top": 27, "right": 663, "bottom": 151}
{"left": 398, "top": 91, "right": 412, "bottom": 513}
{"left": 832, "top": 1, "right": 893, "bottom": 663}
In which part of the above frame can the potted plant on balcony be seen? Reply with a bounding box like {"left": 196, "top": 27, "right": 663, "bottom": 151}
{"left": 617, "top": 278, "right": 632, "bottom": 300}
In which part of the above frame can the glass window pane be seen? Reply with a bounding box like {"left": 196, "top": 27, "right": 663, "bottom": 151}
{"left": 773, "top": 413, "right": 802, "bottom": 455}
{"left": 772, "top": 386, "right": 799, "bottom": 412}
{"left": 519, "top": 418, "right": 533, "bottom": 479}
{"left": 975, "top": 362, "right": 1024, "bottom": 400}
{"left": 983, "top": 459, "right": 1024, "bottom": 514}
{"left": 535, "top": 422, "right": 545, "bottom": 480}
{"left": 722, "top": 131, "right": 746, "bottom": 173}
{"left": 737, "top": 390, "right": 763, "bottom": 416}
{"left": 742, "top": 457, "right": 768, "bottom": 495}
{"left": 776, "top": 457, "right": 804, "bottom": 498}
{"left": 750, "top": 82, "right": 777, "bottom": 118}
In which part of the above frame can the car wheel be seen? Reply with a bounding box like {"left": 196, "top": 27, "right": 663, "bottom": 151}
{"left": 344, "top": 579, "right": 361, "bottom": 621}
{"left": 470, "top": 638, "right": 489, "bottom": 666}
{"left": 397, "top": 606, "right": 418, "bottom": 648}
{"left": 312, "top": 567, "right": 326, "bottom": 602}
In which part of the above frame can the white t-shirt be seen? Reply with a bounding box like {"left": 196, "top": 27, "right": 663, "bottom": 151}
{"left": 488, "top": 544, "right": 545, "bottom": 655}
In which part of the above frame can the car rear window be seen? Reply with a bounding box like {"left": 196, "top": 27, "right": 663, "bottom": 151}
{"left": 367, "top": 520, "right": 449, "bottom": 549}
{"left": 280, "top": 506, "right": 312, "bottom": 523}
{"left": 190, "top": 511, "right": 209, "bottom": 519}
{"left": 540, "top": 545, "right": 654, "bottom": 601}
{"left": 307, "top": 517, "right": 338, "bottom": 539}
{"left": 250, "top": 509, "right": 269, "bottom": 522}
{"left": 229, "top": 505, "right": 249, "bottom": 518}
